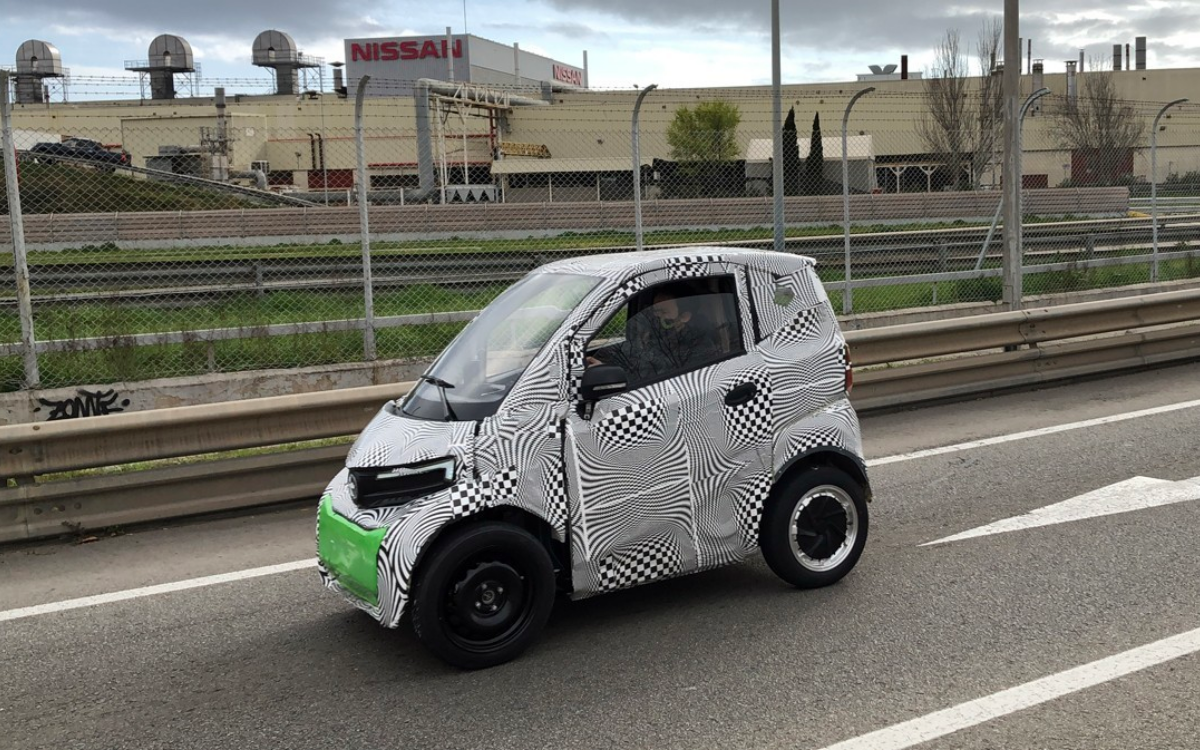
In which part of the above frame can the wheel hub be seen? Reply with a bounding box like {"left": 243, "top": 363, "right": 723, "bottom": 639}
{"left": 789, "top": 486, "right": 859, "bottom": 572}
{"left": 447, "top": 561, "right": 526, "bottom": 640}
{"left": 474, "top": 582, "right": 506, "bottom": 613}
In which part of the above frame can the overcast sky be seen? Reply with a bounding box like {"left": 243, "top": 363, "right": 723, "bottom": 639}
{"left": 4, "top": 1, "right": 1199, "bottom": 97}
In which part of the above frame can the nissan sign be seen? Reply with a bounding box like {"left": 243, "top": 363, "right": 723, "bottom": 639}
{"left": 553, "top": 64, "right": 584, "bottom": 87}
{"left": 350, "top": 39, "right": 464, "bottom": 62}
{"left": 345, "top": 34, "right": 585, "bottom": 97}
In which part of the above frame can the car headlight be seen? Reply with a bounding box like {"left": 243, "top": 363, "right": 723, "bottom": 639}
{"left": 348, "top": 457, "right": 457, "bottom": 509}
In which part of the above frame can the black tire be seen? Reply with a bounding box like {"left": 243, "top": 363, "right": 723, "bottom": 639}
{"left": 411, "top": 522, "right": 556, "bottom": 670}
{"left": 761, "top": 466, "right": 868, "bottom": 589}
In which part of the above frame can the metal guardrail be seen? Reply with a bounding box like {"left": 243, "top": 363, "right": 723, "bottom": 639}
{"left": 3, "top": 214, "right": 1193, "bottom": 304}
{"left": 3, "top": 288, "right": 1200, "bottom": 543}
{"left": 1130, "top": 196, "right": 1200, "bottom": 214}
{"left": 0, "top": 188, "right": 1136, "bottom": 248}
{"left": 4, "top": 242, "right": 1199, "bottom": 359}
{"left": 3, "top": 217, "right": 1197, "bottom": 304}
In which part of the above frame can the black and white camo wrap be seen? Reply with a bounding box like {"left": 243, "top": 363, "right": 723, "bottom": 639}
{"left": 319, "top": 248, "right": 865, "bottom": 622}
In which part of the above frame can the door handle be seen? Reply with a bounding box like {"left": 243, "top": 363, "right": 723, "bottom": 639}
{"left": 725, "top": 382, "right": 757, "bottom": 406}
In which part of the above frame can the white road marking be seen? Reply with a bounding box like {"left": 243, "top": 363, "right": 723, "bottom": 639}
{"left": 923, "top": 475, "right": 1200, "bottom": 546}
{"left": 867, "top": 397, "right": 1200, "bottom": 467}
{"left": 6, "top": 396, "right": 1200, "bottom": 623}
{"left": 0, "top": 559, "right": 316, "bottom": 624}
{"left": 813, "top": 624, "right": 1200, "bottom": 750}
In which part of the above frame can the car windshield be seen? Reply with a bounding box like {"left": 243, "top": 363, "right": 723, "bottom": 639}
{"left": 401, "top": 272, "right": 600, "bottom": 421}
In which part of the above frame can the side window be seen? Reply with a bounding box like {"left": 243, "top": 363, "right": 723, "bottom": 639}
{"left": 586, "top": 275, "right": 745, "bottom": 390}
{"left": 592, "top": 307, "right": 628, "bottom": 349}
{"left": 750, "top": 265, "right": 827, "bottom": 342}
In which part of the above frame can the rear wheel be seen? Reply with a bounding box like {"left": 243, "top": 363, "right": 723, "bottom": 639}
{"left": 411, "top": 522, "right": 555, "bottom": 669}
{"left": 761, "top": 466, "right": 868, "bottom": 589}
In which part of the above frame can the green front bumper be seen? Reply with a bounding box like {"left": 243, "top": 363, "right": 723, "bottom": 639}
{"left": 318, "top": 496, "right": 388, "bottom": 606}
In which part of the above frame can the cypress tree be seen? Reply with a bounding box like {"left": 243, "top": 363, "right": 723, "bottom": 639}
{"left": 782, "top": 107, "right": 802, "bottom": 195}
{"left": 804, "top": 112, "right": 825, "bottom": 195}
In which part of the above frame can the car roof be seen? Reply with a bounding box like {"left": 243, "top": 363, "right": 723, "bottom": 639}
{"left": 535, "top": 246, "right": 816, "bottom": 280}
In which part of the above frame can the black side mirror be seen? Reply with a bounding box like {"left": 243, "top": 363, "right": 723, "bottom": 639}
{"left": 580, "top": 365, "right": 628, "bottom": 401}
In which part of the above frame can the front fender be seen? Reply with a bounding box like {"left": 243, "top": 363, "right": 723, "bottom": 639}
{"left": 321, "top": 468, "right": 566, "bottom": 629}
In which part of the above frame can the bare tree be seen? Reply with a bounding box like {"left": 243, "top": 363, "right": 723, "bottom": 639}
{"left": 917, "top": 19, "right": 1004, "bottom": 191}
{"left": 970, "top": 19, "right": 1004, "bottom": 188}
{"left": 1053, "top": 62, "right": 1146, "bottom": 185}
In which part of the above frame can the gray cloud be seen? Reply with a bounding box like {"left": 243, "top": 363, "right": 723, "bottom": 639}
{"left": 6, "top": 0, "right": 1198, "bottom": 83}
{"left": 545, "top": 21, "right": 609, "bottom": 40}
{"left": 537, "top": 0, "right": 1200, "bottom": 70}
{"left": 7, "top": 1, "right": 389, "bottom": 43}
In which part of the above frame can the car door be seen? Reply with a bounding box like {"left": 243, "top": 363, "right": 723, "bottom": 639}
{"left": 563, "top": 262, "right": 775, "bottom": 598}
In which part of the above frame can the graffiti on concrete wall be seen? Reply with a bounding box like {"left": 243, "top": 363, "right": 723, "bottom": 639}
{"left": 36, "top": 389, "right": 132, "bottom": 421}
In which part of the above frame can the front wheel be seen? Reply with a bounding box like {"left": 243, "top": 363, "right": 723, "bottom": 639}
{"left": 761, "top": 466, "right": 868, "bottom": 589}
{"left": 411, "top": 522, "right": 556, "bottom": 669}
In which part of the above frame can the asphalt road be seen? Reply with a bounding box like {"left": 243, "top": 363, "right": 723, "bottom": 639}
{"left": 3, "top": 363, "right": 1199, "bottom": 750}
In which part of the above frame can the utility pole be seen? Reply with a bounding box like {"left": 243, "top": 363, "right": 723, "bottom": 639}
{"left": 1001, "top": 0, "right": 1022, "bottom": 310}
{"left": 771, "top": 0, "right": 784, "bottom": 252}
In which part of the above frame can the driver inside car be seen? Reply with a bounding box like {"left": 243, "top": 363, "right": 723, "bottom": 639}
{"left": 587, "top": 285, "right": 720, "bottom": 384}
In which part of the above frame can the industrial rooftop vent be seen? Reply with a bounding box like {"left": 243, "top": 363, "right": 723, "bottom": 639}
{"left": 252, "top": 30, "right": 322, "bottom": 95}
{"left": 867, "top": 64, "right": 898, "bottom": 75}
{"left": 125, "top": 34, "right": 197, "bottom": 100}
{"left": 13, "top": 39, "right": 66, "bottom": 104}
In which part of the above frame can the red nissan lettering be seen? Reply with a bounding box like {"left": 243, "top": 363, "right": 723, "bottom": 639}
{"left": 380, "top": 41, "right": 400, "bottom": 61}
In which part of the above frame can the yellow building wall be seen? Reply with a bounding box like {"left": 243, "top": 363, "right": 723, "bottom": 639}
{"left": 9, "top": 67, "right": 1200, "bottom": 184}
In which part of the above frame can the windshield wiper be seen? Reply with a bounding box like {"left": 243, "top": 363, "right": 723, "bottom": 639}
{"left": 419, "top": 374, "right": 458, "bottom": 421}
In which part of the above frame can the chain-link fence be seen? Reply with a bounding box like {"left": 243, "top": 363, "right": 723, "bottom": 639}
{"left": 4, "top": 70, "right": 1200, "bottom": 393}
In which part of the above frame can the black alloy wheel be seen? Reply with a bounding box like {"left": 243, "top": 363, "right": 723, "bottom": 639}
{"left": 761, "top": 466, "right": 869, "bottom": 589}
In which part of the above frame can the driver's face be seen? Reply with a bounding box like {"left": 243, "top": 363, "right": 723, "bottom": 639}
{"left": 652, "top": 295, "right": 690, "bottom": 330}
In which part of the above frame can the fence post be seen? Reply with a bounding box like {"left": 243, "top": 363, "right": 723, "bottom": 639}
{"left": 355, "top": 75, "right": 377, "bottom": 361}
{"left": 253, "top": 260, "right": 265, "bottom": 297}
{"left": 1, "top": 70, "right": 40, "bottom": 388}
{"left": 841, "top": 86, "right": 874, "bottom": 315}
{"left": 934, "top": 242, "right": 950, "bottom": 305}
{"left": 975, "top": 87, "right": 1049, "bottom": 273}
{"left": 1151, "top": 98, "right": 1189, "bottom": 283}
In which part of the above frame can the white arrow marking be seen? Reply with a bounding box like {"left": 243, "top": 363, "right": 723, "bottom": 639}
{"left": 923, "top": 475, "right": 1200, "bottom": 546}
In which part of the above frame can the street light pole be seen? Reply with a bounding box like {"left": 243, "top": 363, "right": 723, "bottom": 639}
{"left": 319, "top": 66, "right": 329, "bottom": 206}
{"left": 1001, "top": 0, "right": 1022, "bottom": 310}
{"left": 632, "top": 83, "right": 657, "bottom": 252}
{"left": 841, "top": 86, "right": 874, "bottom": 315}
{"left": 975, "top": 86, "right": 1050, "bottom": 271}
{"left": 771, "top": 0, "right": 784, "bottom": 252}
{"left": 1151, "top": 98, "right": 1188, "bottom": 283}
{"left": 354, "top": 75, "right": 376, "bottom": 361}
